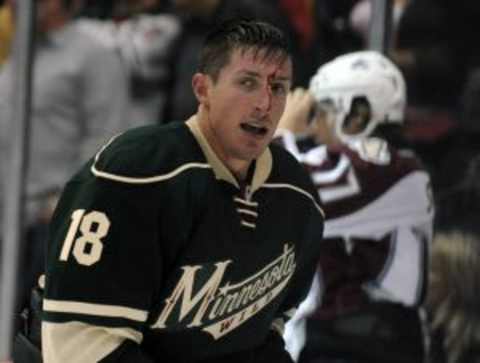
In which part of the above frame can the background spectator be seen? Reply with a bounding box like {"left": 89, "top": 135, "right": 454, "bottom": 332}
{"left": 424, "top": 69, "right": 480, "bottom": 200}
{"left": 426, "top": 156, "right": 480, "bottom": 363}
{"left": 0, "top": 0, "right": 133, "bottom": 315}
{"left": 427, "top": 230, "right": 480, "bottom": 363}
{"left": 77, "top": 10, "right": 181, "bottom": 125}
{"left": 275, "top": 0, "right": 363, "bottom": 89}
{"left": 388, "top": 0, "right": 480, "bottom": 199}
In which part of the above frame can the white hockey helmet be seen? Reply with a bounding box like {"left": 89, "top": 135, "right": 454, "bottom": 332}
{"left": 309, "top": 50, "right": 406, "bottom": 142}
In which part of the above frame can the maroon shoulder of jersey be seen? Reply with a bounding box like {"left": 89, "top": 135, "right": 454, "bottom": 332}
{"left": 311, "top": 143, "right": 424, "bottom": 220}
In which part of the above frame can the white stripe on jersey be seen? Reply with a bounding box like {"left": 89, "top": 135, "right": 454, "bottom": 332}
{"left": 310, "top": 154, "right": 350, "bottom": 184}
{"left": 90, "top": 133, "right": 212, "bottom": 184}
{"left": 237, "top": 208, "right": 259, "bottom": 217}
{"left": 261, "top": 183, "right": 325, "bottom": 218}
{"left": 234, "top": 197, "right": 259, "bottom": 207}
{"left": 91, "top": 162, "right": 212, "bottom": 184}
{"left": 241, "top": 220, "right": 256, "bottom": 229}
{"left": 43, "top": 298, "right": 148, "bottom": 322}
{"left": 317, "top": 167, "right": 361, "bottom": 203}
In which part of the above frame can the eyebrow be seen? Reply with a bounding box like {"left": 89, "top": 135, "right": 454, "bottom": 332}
{"left": 237, "top": 70, "right": 291, "bottom": 82}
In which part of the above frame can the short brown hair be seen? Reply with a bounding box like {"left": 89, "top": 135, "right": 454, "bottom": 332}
{"left": 198, "top": 18, "right": 290, "bottom": 82}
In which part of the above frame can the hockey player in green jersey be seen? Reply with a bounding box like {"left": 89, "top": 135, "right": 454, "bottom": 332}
{"left": 41, "top": 18, "right": 325, "bottom": 363}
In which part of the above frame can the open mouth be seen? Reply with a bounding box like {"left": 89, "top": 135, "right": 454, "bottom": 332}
{"left": 240, "top": 123, "right": 268, "bottom": 136}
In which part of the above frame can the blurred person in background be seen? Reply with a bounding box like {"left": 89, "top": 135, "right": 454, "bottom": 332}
{"left": 0, "top": 0, "right": 132, "bottom": 320}
{"left": 77, "top": 0, "right": 181, "bottom": 125}
{"left": 112, "top": 0, "right": 168, "bottom": 17}
{"left": 274, "top": 0, "right": 363, "bottom": 89}
{"left": 349, "top": 0, "right": 410, "bottom": 48}
{"left": 427, "top": 156, "right": 480, "bottom": 363}
{"left": 313, "top": 0, "right": 363, "bottom": 55}
{"left": 277, "top": 51, "right": 434, "bottom": 363}
{"left": 427, "top": 230, "right": 480, "bottom": 363}
{"left": 433, "top": 154, "right": 480, "bottom": 235}
{"left": 390, "top": 0, "right": 480, "bottom": 198}
{"left": 423, "top": 67, "right": 480, "bottom": 203}
{"left": 393, "top": 0, "right": 480, "bottom": 113}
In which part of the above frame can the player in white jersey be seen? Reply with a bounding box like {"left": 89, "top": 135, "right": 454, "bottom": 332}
{"left": 277, "top": 51, "right": 434, "bottom": 363}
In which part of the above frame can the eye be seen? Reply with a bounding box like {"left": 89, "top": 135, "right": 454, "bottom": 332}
{"left": 270, "top": 83, "right": 287, "bottom": 96}
{"left": 239, "top": 77, "right": 257, "bottom": 90}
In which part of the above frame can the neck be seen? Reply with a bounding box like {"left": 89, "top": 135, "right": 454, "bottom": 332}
{"left": 228, "top": 160, "right": 250, "bottom": 182}
{"left": 196, "top": 108, "right": 251, "bottom": 182}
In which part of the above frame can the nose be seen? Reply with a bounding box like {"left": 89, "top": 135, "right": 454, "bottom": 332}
{"left": 255, "top": 84, "right": 272, "bottom": 114}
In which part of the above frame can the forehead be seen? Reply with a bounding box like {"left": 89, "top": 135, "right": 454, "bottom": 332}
{"left": 221, "top": 48, "right": 292, "bottom": 80}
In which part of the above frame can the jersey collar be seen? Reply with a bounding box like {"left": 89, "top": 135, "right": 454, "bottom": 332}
{"left": 186, "top": 116, "right": 272, "bottom": 192}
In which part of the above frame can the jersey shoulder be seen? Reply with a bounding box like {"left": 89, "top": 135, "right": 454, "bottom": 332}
{"left": 88, "top": 122, "right": 207, "bottom": 182}
{"left": 309, "top": 139, "right": 431, "bottom": 219}
{"left": 340, "top": 138, "right": 424, "bottom": 175}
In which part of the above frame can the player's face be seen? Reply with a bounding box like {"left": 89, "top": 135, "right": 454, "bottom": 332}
{"left": 197, "top": 48, "right": 292, "bottom": 175}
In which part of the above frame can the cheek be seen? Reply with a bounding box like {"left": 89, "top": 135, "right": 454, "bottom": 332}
{"left": 210, "top": 92, "right": 237, "bottom": 116}
{"left": 271, "top": 98, "right": 287, "bottom": 123}
{"left": 208, "top": 95, "right": 243, "bottom": 133}
{"left": 213, "top": 91, "right": 251, "bottom": 116}
{"left": 275, "top": 97, "right": 287, "bottom": 112}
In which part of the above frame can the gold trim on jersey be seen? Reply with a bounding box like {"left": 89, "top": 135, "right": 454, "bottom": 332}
{"left": 186, "top": 116, "right": 272, "bottom": 193}
{"left": 42, "top": 321, "right": 142, "bottom": 363}
{"left": 90, "top": 131, "right": 212, "bottom": 184}
{"left": 261, "top": 183, "right": 325, "bottom": 218}
{"left": 91, "top": 161, "right": 212, "bottom": 184}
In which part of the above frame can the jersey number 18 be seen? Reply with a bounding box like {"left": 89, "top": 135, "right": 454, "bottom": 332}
{"left": 59, "top": 209, "right": 111, "bottom": 266}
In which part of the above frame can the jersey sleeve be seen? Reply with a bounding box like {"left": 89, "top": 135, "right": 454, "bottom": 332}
{"left": 42, "top": 166, "right": 162, "bottom": 361}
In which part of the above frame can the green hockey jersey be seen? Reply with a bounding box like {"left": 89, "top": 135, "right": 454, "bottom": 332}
{"left": 42, "top": 117, "right": 324, "bottom": 362}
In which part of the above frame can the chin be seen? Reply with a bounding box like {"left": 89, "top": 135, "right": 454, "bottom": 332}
{"left": 233, "top": 140, "right": 269, "bottom": 162}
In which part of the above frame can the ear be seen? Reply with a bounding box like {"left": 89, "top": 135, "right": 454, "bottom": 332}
{"left": 192, "top": 73, "right": 211, "bottom": 107}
